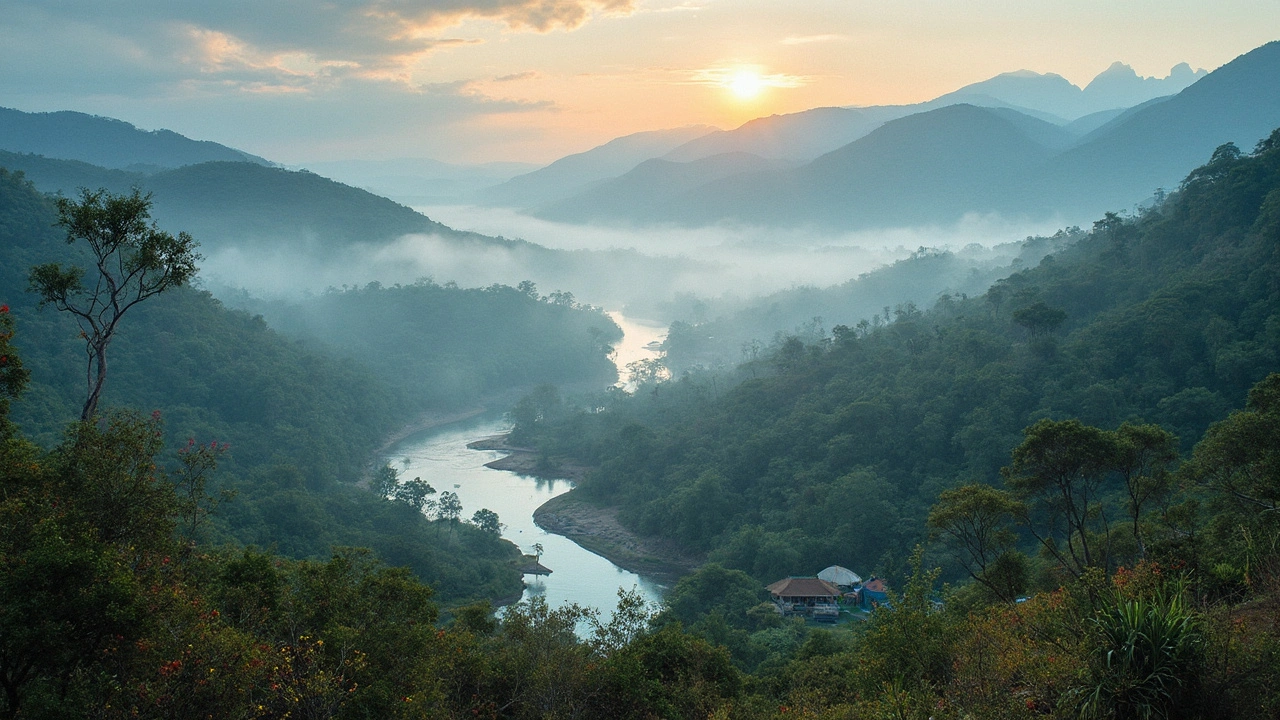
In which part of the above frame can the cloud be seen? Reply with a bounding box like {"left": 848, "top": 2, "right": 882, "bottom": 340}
{"left": 495, "top": 71, "right": 542, "bottom": 82}
{"left": 0, "top": 1, "right": 633, "bottom": 94}
{"left": 0, "top": 1, "right": 583, "bottom": 161}
{"left": 197, "top": 203, "right": 1068, "bottom": 324}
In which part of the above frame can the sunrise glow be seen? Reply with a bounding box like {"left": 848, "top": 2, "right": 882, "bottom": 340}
{"left": 728, "top": 70, "right": 765, "bottom": 100}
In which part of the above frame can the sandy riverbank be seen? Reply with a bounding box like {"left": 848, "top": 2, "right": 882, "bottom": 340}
{"left": 469, "top": 433, "right": 700, "bottom": 583}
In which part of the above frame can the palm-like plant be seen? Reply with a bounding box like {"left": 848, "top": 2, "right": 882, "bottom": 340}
{"left": 1077, "top": 583, "right": 1202, "bottom": 720}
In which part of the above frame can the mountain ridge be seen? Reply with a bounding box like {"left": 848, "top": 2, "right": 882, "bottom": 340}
{"left": 527, "top": 41, "right": 1280, "bottom": 230}
{"left": 0, "top": 107, "right": 271, "bottom": 171}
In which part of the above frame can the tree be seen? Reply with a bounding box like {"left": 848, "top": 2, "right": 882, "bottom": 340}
{"left": 1003, "top": 418, "right": 1120, "bottom": 576}
{"left": 28, "top": 188, "right": 200, "bottom": 420}
{"left": 0, "top": 303, "right": 29, "bottom": 434}
{"left": 471, "top": 508, "right": 504, "bottom": 534}
{"left": 1113, "top": 423, "right": 1178, "bottom": 558}
{"left": 1183, "top": 373, "right": 1280, "bottom": 515}
{"left": 1181, "top": 141, "right": 1242, "bottom": 189}
{"left": 371, "top": 463, "right": 400, "bottom": 499}
{"left": 626, "top": 357, "right": 669, "bottom": 388}
{"left": 1012, "top": 302, "right": 1067, "bottom": 339}
{"left": 1093, "top": 211, "right": 1127, "bottom": 248}
{"left": 394, "top": 477, "right": 437, "bottom": 513}
{"left": 437, "top": 491, "right": 463, "bottom": 523}
{"left": 927, "top": 483, "right": 1026, "bottom": 602}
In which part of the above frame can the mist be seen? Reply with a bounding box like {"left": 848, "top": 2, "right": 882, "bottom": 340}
{"left": 201, "top": 204, "right": 1069, "bottom": 326}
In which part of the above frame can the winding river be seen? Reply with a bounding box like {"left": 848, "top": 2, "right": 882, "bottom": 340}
{"left": 383, "top": 313, "right": 670, "bottom": 618}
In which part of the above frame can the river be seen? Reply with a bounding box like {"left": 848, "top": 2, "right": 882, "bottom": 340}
{"left": 383, "top": 312, "right": 671, "bottom": 619}
{"left": 385, "top": 413, "right": 666, "bottom": 620}
{"left": 606, "top": 311, "right": 667, "bottom": 390}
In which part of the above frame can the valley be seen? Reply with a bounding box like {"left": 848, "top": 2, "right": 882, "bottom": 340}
{"left": 1, "top": 23, "right": 1279, "bottom": 718}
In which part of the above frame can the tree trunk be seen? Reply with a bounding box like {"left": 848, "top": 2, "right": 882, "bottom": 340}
{"left": 81, "top": 341, "right": 108, "bottom": 420}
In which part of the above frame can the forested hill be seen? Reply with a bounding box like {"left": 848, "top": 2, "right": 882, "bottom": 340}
{"left": 518, "top": 129, "right": 1280, "bottom": 582}
{"left": 244, "top": 281, "right": 620, "bottom": 408}
{"left": 0, "top": 167, "right": 615, "bottom": 604}
{"left": 0, "top": 106, "right": 271, "bottom": 170}
{"left": 0, "top": 152, "right": 505, "bottom": 254}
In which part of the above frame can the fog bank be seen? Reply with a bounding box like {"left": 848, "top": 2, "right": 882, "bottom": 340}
{"left": 200, "top": 205, "right": 1070, "bottom": 322}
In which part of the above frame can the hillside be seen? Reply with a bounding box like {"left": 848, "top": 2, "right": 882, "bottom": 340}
{"left": 0, "top": 167, "right": 624, "bottom": 604}
{"left": 933, "top": 61, "right": 1205, "bottom": 120}
{"left": 519, "top": 126, "right": 1280, "bottom": 584}
{"left": 666, "top": 104, "right": 1060, "bottom": 228}
{"left": 244, "top": 280, "right": 621, "bottom": 408}
{"left": 0, "top": 154, "right": 485, "bottom": 254}
{"left": 0, "top": 148, "right": 711, "bottom": 312}
{"left": 0, "top": 106, "right": 269, "bottom": 170}
{"left": 658, "top": 234, "right": 1079, "bottom": 374}
{"left": 475, "top": 125, "right": 717, "bottom": 208}
{"left": 536, "top": 152, "right": 797, "bottom": 223}
{"left": 1026, "top": 40, "right": 1280, "bottom": 214}
{"left": 661, "top": 106, "right": 913, "bottom": 163}
{"left": 300, "top": 157, "right": 539, "bottom": 205}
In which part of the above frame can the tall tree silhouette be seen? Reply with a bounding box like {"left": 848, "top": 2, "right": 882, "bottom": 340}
{"left": 28, "top": 188, "right": 199, "bottom": 420}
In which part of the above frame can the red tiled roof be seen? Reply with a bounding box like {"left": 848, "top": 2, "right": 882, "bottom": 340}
{"left": 766, "top": 577, "right": 840, "bottom": 598}
{"left": 863, "top": 578, "right": 887, "bottom": 593}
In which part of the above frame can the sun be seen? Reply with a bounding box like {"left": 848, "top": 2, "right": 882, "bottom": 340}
{"left": 727, "top": 70, "right": 764, "bottom": 100}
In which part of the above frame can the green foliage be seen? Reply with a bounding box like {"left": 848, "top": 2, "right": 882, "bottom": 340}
{"left": 1075, "top": 582, "right": 1203, "bottom": 720}
{"left": 0, "top": 165, "right": 631, "bottom": 605}
{"left": 1003, "top": 418, "right": 1124, "bottom": 575}
{"left": 1182, "top": 372, "right": 1280, "bottom": 515}
{"left": 7, "top": 128, "right": 1280, "bottom": 720}
{"left": 0, "top": 303, "right": 28, "bottom": 432}
{"left": 29, "top": 187, "right": 200, "bottom": 419}
{"left": 927, "top": 483, "right": 1026, "bottom": 602}
{"left": 519, "top": 129, "right": 1280, "bottom": 592}
{"left": 1012, "top": 301, "right": 1068, "bottom": 338}
{"left": 855, "top": 548, "right": 954, "bottom": 694}
{"left": 242, "top": 280, "right": 621, "bottom": 409}
{"left": 395, "top": 477, "right": 437, "bottom": 512}
{"left": 1, "top": 392, "right": 753, "bottom": 719}
{"left": 470, "top": 508, "right": 503, "bottom": 534}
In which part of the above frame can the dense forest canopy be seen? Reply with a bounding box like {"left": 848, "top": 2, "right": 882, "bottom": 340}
{"left": 0, "top": 167, "right": 617, "bottom": 605}
{"left": 236, "top": 279, "right": 620, "bottom": 408}
{"left": 518, "top": 130, "right": 1280, "bottom": 590}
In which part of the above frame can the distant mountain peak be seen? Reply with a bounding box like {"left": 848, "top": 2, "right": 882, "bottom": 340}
{"left": 1168, "top": 62, "right": 1200, "bottom": 81}
{"left": 1085, "top": 60, "right": 1207, "bottom": 89}
{"left": 999, "top": 69, "right": 1061, "bottom": 79}
{"left": 1097, "top": 60, "right": 1137, "bottom": 76}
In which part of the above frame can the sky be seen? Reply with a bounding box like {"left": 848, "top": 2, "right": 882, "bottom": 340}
{"left": 2, "top": 1, "right": 1276, "bottom": 165}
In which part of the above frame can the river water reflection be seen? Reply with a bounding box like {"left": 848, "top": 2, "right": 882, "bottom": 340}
{"left": 386, "top": 414, "right": 667, "bottom": 620}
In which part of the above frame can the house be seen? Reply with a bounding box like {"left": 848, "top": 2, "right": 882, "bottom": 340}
{"left": 767, "top": 577, "right": 841, "bottom": 619}
{"left": 861, "top": 577, "right": 888, "bottom": 609}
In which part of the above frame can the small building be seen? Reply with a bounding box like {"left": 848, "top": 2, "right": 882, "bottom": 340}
{"left": 767, "top": 577, "right": 841, "bottom": 619}
{"left": 861, "top": 577, "right": 889, "bottom": 609}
